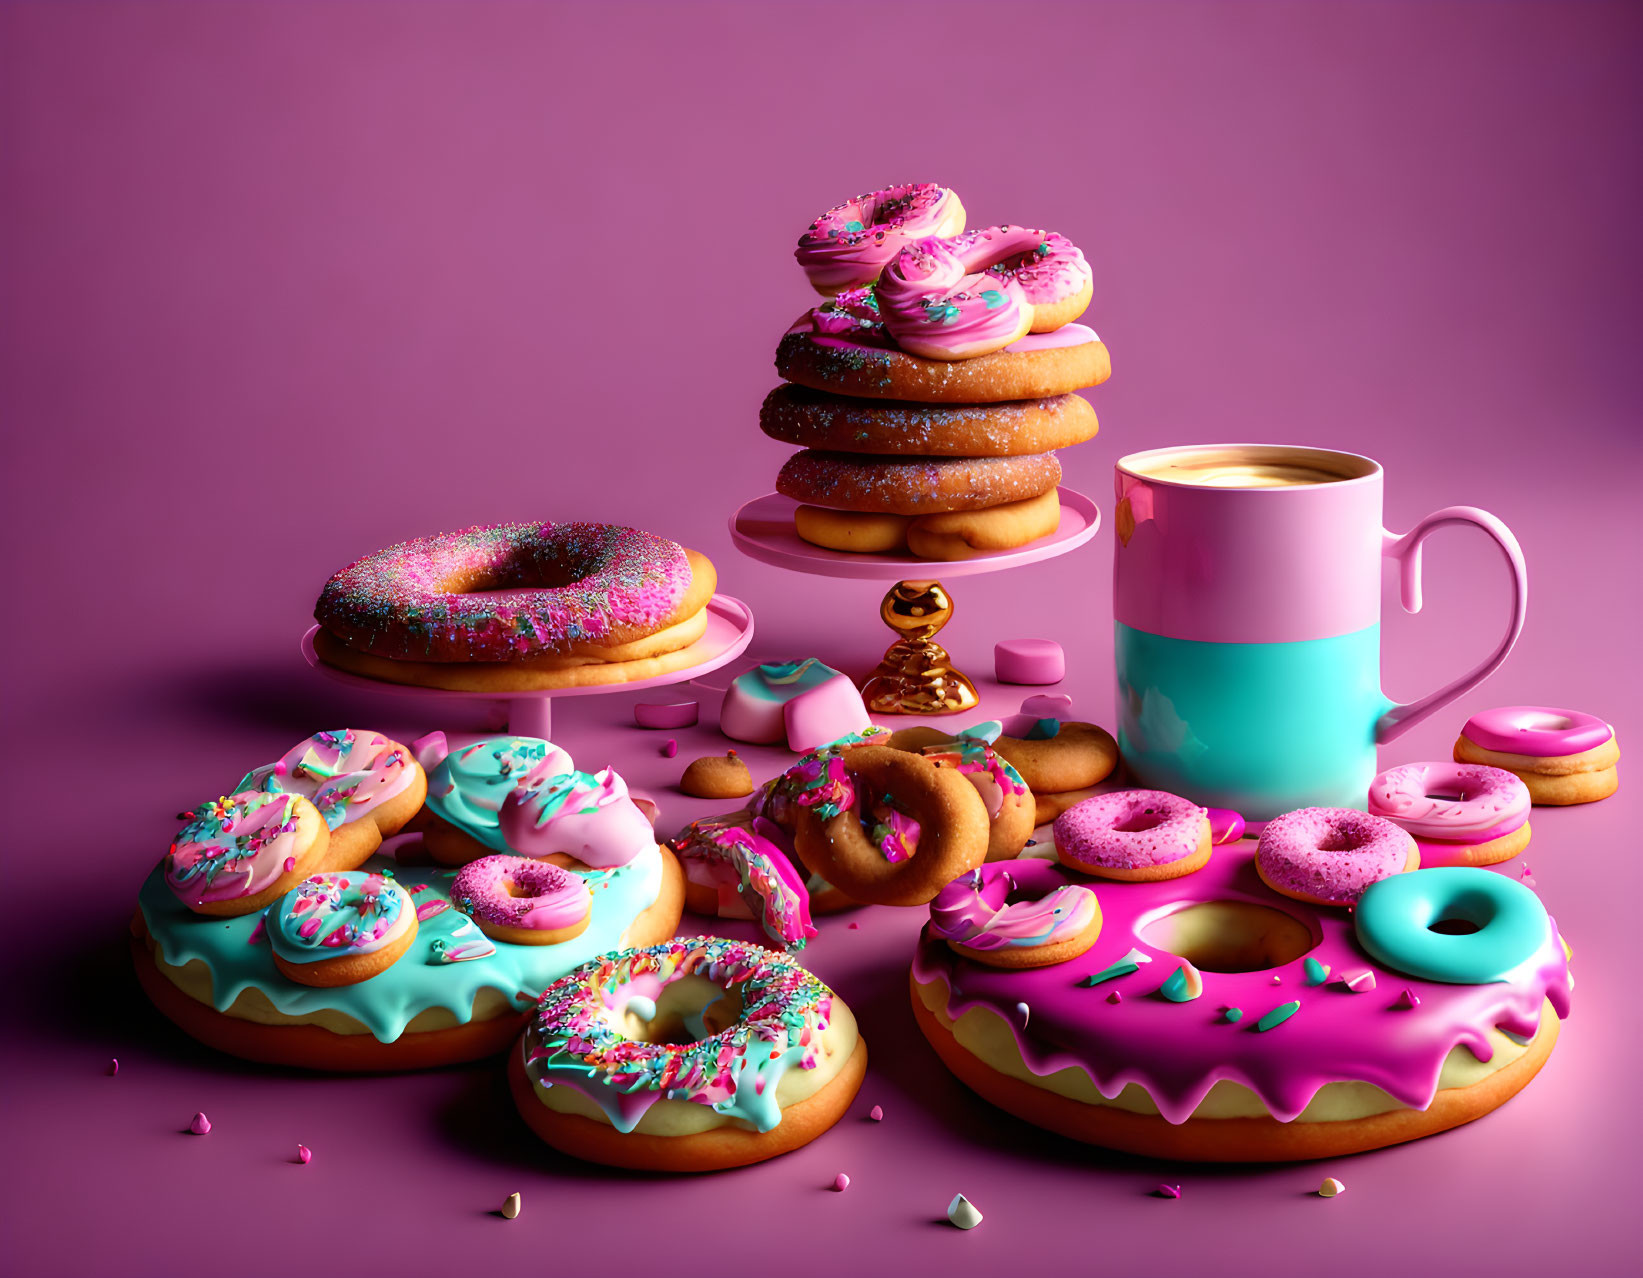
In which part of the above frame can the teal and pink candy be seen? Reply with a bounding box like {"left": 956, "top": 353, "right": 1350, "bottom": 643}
{"left": 424, "top": 736, "right": 573, "bottom": 851}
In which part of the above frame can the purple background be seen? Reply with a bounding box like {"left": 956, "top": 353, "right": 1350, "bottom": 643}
{"left": 3, "top": 3, "right": 1639, "bottom": 1275}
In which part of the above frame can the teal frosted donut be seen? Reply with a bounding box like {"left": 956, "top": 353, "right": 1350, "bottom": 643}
{"left": 1355, "top": 867, "right": 1553, "bottom": 985}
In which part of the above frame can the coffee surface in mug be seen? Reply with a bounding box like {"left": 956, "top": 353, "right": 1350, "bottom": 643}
{"left": 1123, "top": 446, "right": 1374, "bottom": 489}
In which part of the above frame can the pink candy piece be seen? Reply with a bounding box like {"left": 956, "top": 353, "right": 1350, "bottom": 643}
{"left": 410, "top": 731, "right": 450, "bottom": 770}
{"left": 784, "top": 674, "right": 873, "bottom": 754}
{"left": 720, "top": 659, "right": 845, "bottom": 745}
{"left": 189, "top": 1112, "right": 211, "bottom": 1135}
{"left": 1019, "top": 694, "right": 1074, "bottom": 719}
{"left": 297, "top": 1145, "right": 312, "bottom": 1164}
{"left": 1207, "top": 808, "right": 1247, "bottom": 844}
{"left": 1394, "top": 988, "right": 1421, "bottom": 1010}
{"left": 1341, "top": 970, "right": 1377, "bottom": 993}
{"left": 661, "top": 739, "right": 678, "bottom": 759}
{"left": 634, "top": 701, "right": 698, "bottom": 730}
{"left": 833, "top": 1173, "right": 850, "bottom": 1192}
{"left": 868, "top": 1105, "right": 884, "bottom": 1122}
{"left": 1156, "top": 1184, "right": 1181, "bottom": 1199}
{"left": 107, "top": 1059, "right": 119, "bottom": 1076}
{"left": 994, "top": 638, "right": 1066, "bottom": 686}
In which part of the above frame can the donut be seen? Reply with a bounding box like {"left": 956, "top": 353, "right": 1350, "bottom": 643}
{"left": 680, "top": 751, "right": 755, "bottom": 800}
{"left": 977, "top": 229, "right": 1094, "bottom": 333}
{"left": 760, "top": 384, "right": 1098, "bottom": 457}
{"left": 911, "top": 843, "right": 1572, "bottom": 1161}
{"left": 876, "top": 227, "right": 1040, "bottom": 359}
{"left": 269, "top": 870, "right": 419, "bottom": 987}
{"left": 240, "top": 729, "right": 426, "bottom": 868}
{"left": 669, "top": 813, "right": 818, "bottom": 950}
{"left": 1454, "top": 705, "right": 1619, "bottom": 805}
{"left": 1255, "top": 808, "right": 1418, "bottom": 907}
{"left": 777, "top": 314, "right": 1110, "bottom": 404}
{"left": 777, "top": 449, "right": 1061, "bottom": 515}
{"left": 509, "top": 937, "right": 866, "bottom": 1171}
{"left": 419, "top": 735, "right": 571, "bottom": 862}
{"left": 931, "top": 859, "right": 1101, "bottom": 969}
{"left": 795, "top": 183, "right": 966, "bottom": 294}
{"left": 793, "top": 488, "right": 1060, "bottom": 559}
{"left": 313, "top": 522, "right": 717, "bottom": 692}
{"left": 164, "top": 792, "right": 329, "bottom": 917}
{"left": 885, "top": 725, "right": 1035, "bottom": 861}
{"left": 1053, "top": 790, "right": 1213, "bottom": 882}
{"left": 791, "top": 745, "right": 990, "bottom": 906}
{"left": 719, "top": 658, "right": 844, "bottom": 745}
{"left": 1356, "top": 867, "right": 1556, "bottom": 985}
{"left": 451, "top": 855, "right": 593, "bottom": 946}
{"left": 1368, "top": 762, "right": 1531, "bottom": 867}
{"left": 791, "top": 506, "right": 915, "bottom": 554}
{"left": 990, "top": 717, "right": 1119, "bottom": 798}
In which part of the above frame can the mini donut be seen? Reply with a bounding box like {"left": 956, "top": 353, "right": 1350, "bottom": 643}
{"left": 241, "top": 729, "right": 426, "bottom": 870}
{"left": 886, "top": 726, "right": 1035, "bottom": 861}
{"left": 876, "top": 227, "right": 1041, "bottom": 358}
{"left": 1255, "top": 807, "right": 1418, "bottom": 907}
{"left": 451, "top": 855, "right": 593, "bottom": 946}
{"left": 680, "top": 751, "right": 755, "bottom": 800}
{"left": 991, "top": 718, "right": 1120, "bottom": 795}
{"left": 269, "top": 871, "right": 419, "bottom": 987}
{"left": 978, "top": 229, "right": 1094, "bottom": 333}
{"left": 1356, "top": 867, "right": 1556, "bottom": 985}
{"left": 760, "top": 384, "right": 1098, "bottom": 457}
{"left": 791, "top": 746, "right": 990, "bottom": 906}
{"left": 165, "top": 792, "right": 329, "bottom": 917}
{"left": 777, "top": 314, "right": 1111, "bottom": 404}
{"left": 904, "top": 489, "right": 1062, "bottom": 560}
{"left": 313, "top": 522, "right": 717, "bottom": 692}
{"left": 1454, "top": 706, "right": 1619, "bottom": 805}
{"left": 1368, "top": 762, "right": 1531, "bottom": 867}
{"left": 1053, "top": 790, "right": 1213, "bottom": 882}
{"left": 930, "top": 859, "right": 1101, "bottom": 969}
{"left": 510, "top": 937, "right": 866, "bottom": 1171}
{"left": 777, "top": 449, "right": 1061, "bottom": 516}
{"left": 795, "top": 182, "right": 966, "bottom": 294}
{"left": 669, "top": 813, "right": 818, "bottom": 950}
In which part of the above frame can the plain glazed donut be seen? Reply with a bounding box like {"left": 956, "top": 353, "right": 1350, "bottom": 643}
{"left": 1368, "top": 762, "right": 1531, "bottom": 867}
{"left": 930, "top": 859, "right": 1102, "bottom": 969}
{"left": 511, "top": 937, "right": 865, "bottom": 1171}
{"left": 1454, "top": 705, "right": 1620, "bottom": 805}
{"left": 451, "top": 855, "right": 594, "bottom": 946}
{"left": 760, "top": 384, "right": 1097, "bottom": 457}
{"left": 1255, "top": 807, "right": 1418, "bottom": 907}
{"left": 1053, "top": 790, "right": 1213, "bottom": 882}
{"left": 795, "top": 183, "right": 966, "bottom": 294}
{"left": 269, "top": 871, "right": 419, "bottom": 987}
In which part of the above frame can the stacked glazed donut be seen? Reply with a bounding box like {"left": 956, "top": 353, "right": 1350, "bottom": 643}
{"left": 766, "top": 183, "right": 1112, "bottom": 560}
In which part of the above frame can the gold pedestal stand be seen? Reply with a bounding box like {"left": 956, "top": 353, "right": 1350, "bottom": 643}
{"left": 859, "top": 580, "right": 979, "bottom": 716}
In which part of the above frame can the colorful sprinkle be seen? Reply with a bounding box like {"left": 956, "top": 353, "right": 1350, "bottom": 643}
{"left": 1106, "top": 991, "right": 1123, "bottom": 1004}
{"left": 1015, "top": 1001, "right": 1030, "bottom": 1026}
{"left": 1342, "top": 970, "right": 1377, "bottom": 993}
{"left": 1155, "top": 1184, "right": 1182, "bottom": 1199}
{"left": 662, "top": 738, "right": 678, "bottom": 759}
{"left": 868, "top": 1105, "right": 884, "bottom": 1122}
{"left": 1393, "top": 988, "right": 1421, "bottom": 1011}
{"left": 1223, "top": 1007, "right": 1244, "bottom": 1023}
{"left": 1254, "top": 1001, "right": 1301, "bottom": 1032}
{"left": 107, "top": 1059, "right": 119, "bottom": 1076}
{"left": 1303, "top": 957, "right": 1331, "bottom": 986}
{"left": 1159, "top": 961, "right": 1204, "bottom": 1003}
{"left": 1080, "top": 948, "right": 1153, "bottom": 987}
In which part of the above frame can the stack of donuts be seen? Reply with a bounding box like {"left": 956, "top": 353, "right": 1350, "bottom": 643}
{"left": 767, "top": 183, "right": 1111, "bottom": 560}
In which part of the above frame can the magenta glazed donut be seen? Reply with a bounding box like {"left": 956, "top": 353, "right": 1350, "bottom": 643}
{"left": 1454, "top": 705, "right": 1620, "bottom": 806}
{"left": 1052, "top": 790, "right": 1213, "bottom": 882}
{"left": 794, "top": 183, "right": 966, "bottom": 294}
{"left": 1368, "top": 762, "right": 1530, "bottom": 867}
{"left": 1255, "top": 808, "right": 1417, "bottom": 907}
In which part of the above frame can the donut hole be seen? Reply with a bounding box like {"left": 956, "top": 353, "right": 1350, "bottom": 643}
{"left": 1111, "top": 808, "right": 1169, "bottom": 834}
{"left": 438, "top": 549, "right": 591, "bottom": 598}
{"left": 615, "top": 975, "right": 741, "bottom": 1046}
{"left": 1428, "top": 916, "right": 1484, "bottom": 936}
{"left": 1139, "top": 901, "right": 1316, "bottom": 973}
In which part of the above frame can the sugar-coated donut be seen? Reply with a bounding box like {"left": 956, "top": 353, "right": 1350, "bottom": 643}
{"left": 670, "top": 813, "right": 818, "bottom": 950}
{"left": 777, "top": 449, "right": 1061, "bottom": 516}
{"left": 451, "top": 855, "right": 594, "bottom": 946}
{"left": 1454, "top": 705, "right": 1619, "bottom": 805}
{"left": 795, "top": 183, "right": 966, "bottom": 294}
{"left": 931, "top": 859, "right": 1101, "bottom": 969}
{"left": 760, "top": 384, "right": 1097, "bottom": 457}
{"left": 911, "top": 842, "right": 1572, "bottom": 1161}
{"left": 1255, "top": 808, "right": 1418, "bottom": 907}
{"left": 1053, "top": 790, "right": 1213, "bottom": 882}
{"left": 269, "top": 870, "right": 419, "bottom": 987}
{"left": 165, "top": 792, "right": 330, "bottom": 917}
{"left": 1368, "top": 762, "right": 1531, "bottom": 867}
{"left": 313, "top": 523, "right": 716, "bottom": 691}
{"left": 777, "top": 315, "right": 1110, "bottom": 404}
{"left": 510, "top": 937, "right": 865, "bottom": 1171}
{"left": 792, "top": 746, "right": 989, "bottom": 906}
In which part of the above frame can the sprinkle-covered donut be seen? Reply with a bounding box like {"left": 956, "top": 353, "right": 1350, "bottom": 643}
{"left": 1053, "top": 790, "right": 1213, "bottom": 882}
{"left": 1368, "top": 762, "right": 1531, "bottom": 867}
{"left": 795, "top": 183, "right": 966, "bottom": 294}
{"left": 670, "top": 814, "right": 817, "bottom": 950}
{"left": 976, "top": 229, "right": 1094, "bottom": 332}
{"left": 777, "top": 449, "right": 1062, "bottom": 515}
{"left": 1255, "top": 807, "right": 1418, "bottom": 907}
{"left": 931, "top": 859, "right": 1101, "bottom": 968}
{"left": 269, "top": 870, "right": 419, "bottom": 987}
{"left": 510, "top": 937, "right": 866, "bottom": 1171}
{"left": 1455, "top": 705, "right": 1620, "bottom": 806}
{"left": 498, "top": 761, "right": 655, "bottom": 867}
{"left": 452, "top": 854, "right": 593, "bottom": 946}
{"left": 877, "top": 227, "right": 1041, "bottom": 359}
{"left": 313, "top": 523, "right": 717, "bottom": 691}
{"left": 165, "top": 792, "right": 328, "bottom": 917}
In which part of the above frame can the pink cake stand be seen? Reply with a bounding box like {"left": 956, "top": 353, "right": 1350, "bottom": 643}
{"left": 729, "top": 487, "right": 1100, "bottom": 714}
{"left": 299, "top": 594, "right": 755, "bottom": 738}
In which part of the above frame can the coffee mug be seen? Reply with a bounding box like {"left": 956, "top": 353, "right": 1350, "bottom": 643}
{"left": 1113, "top": 445, "right": 1527, "bottom": 819}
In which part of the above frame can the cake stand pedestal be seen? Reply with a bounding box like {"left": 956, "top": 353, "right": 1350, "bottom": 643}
{"left": 729, "top": 488, "right": 1100, "bottom": 715}
{"left": 299, "top": 594, "right": 755, "bottom": 737}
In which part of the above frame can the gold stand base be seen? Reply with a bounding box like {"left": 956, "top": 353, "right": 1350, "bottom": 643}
{"left": 859, "top": 580, "right": 980, "bottom": 716}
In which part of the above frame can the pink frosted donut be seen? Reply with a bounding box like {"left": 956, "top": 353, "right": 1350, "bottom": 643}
{"left": 498, "top": 760, "right": 655, "bottom": 868}
{"left": 314, "top": 522, "right": 700, "bottom": 663}
{"left": 1460, "top": 706, "right": 1612, "bottom": 757}
{"left": 877, "top": 226, "right": 1043, "bottom": 360}
{"left": 795, "top": 183, "right": 966, "bottom": 294}
{"left": 165, "top": 791, "right": 326, "bottom": 915}
{"left": 1052, "top": 790, "right": 1213, "bottom": 882}
{"left": 451, "top": 854, "right": 593, "bottom": 944}
{"left": 970, "top": 229, "right": 1093, "bottom": 332}
{"left": 1255, "top": 808, "right": 1417, "bottom": 907}
{"left": 930, "top": 859, "right": 1100, "bottom": 967}
{"left": 1368, "top": 762, "right": 1530, "bottom": 867}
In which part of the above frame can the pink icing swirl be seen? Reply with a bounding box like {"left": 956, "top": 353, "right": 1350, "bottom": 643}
{"left": 931, "top": 859, "right": 1098, "bottom": 953}
{"left": 1053, "top": 790, "right": 1209, "bottom": 873}
{"left": 498, "top": 761, "right": 653, "bottom": 868}
{"left": 795, "top": 183, "right": 964, "bottom": 293}
{"left": 1461, "top": 705, "right": 1613, "bottom": 757}
{"left": 451, "top": 855, "right": 591, "bottom": 933}
{"left": 165, "top": 791, "right": 306, "bottom": 907}
{"left": 1368, "top": 762, "right": 1530, "bottom": 843}
{"left": 1256, "top": 808, "right": 1413, "bottom": 906}
{"left": 876, "top": 226, "right": 1042, "bottom": 360}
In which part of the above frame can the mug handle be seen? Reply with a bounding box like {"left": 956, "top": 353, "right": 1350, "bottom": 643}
{"left": 1375, "top": 506, "right": 1528, "bottom": 745}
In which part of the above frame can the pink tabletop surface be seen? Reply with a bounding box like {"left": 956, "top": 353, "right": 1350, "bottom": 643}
{"left": 2, "top": 3, "right": 1639, "bottom": 1276}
